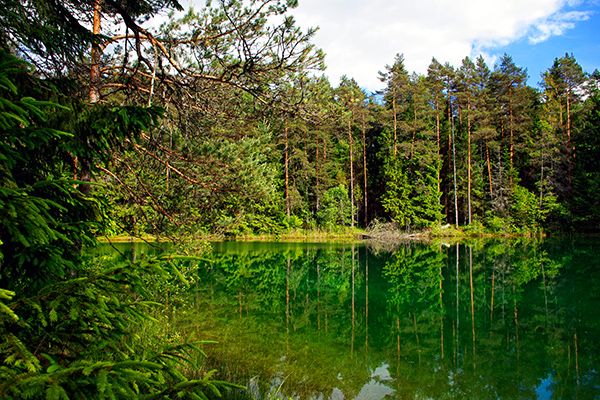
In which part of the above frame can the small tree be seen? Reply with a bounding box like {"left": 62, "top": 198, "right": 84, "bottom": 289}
{"left": 317, "top": 185, "right": 352, "bottom": 229}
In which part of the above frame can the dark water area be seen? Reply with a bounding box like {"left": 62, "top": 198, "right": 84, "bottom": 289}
{"left": 99, "top": 238, "right": 600, "bottom": 399}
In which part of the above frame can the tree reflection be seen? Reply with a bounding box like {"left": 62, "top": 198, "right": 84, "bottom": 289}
{"left": 151, "top": 239, "right": 600, "bottom": 399}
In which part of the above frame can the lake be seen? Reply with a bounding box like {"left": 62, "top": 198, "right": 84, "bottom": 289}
{"left": 100, "top": 238, "right": 600, "bottom": 399}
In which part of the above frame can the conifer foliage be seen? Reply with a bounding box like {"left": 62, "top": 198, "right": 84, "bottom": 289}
{"left": 0, "top": 50, "right": 231, "bottom": 399}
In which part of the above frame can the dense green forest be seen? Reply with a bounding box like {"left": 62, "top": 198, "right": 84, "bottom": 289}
{"left": 89, "top": 21, "right": 599, "bottom": 237}
{"left": 79, "top": 18, "right": 600, "bottom": 237}
{"left": 3, "top": 1, "right": 599, "bottom": 239}
{"left": 94, "top": 43, "right": 600, "bottom": 236}
{"left": 1, "top": 0, "right": 599, "bottom": 398}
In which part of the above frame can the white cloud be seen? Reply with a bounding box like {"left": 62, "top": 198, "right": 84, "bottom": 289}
{"left": 528, "top": 10, "right": 591, "bottom": 44}
{"left": 292, "top": 0, "right": 593, "bottom": 91}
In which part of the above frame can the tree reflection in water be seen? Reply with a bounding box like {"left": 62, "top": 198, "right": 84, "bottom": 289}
{"left": 106, "top": 239, "right": 599, "bottom": 399}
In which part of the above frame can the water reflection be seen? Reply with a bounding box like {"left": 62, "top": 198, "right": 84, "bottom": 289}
{"left": 101, "top": 239, "right": 600, "bottom": 399}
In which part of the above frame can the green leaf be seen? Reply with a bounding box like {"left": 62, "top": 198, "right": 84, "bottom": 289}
{"left": 45, "top": 383, "right": 68, "bottom": 400}
{"left": 49, "top": 308, "right": 58, "bottom": 323}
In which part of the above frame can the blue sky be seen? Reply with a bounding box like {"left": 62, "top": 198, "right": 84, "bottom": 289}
{"left": 292, "top": 0, "right": 600, "bottom": 91}
{"left": 498, "top": 7, "right": 600, "bottom": 87}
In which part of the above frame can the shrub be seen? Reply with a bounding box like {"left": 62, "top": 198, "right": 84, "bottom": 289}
{"left": 317, "top": 185, "right": 352, "bottom": 230}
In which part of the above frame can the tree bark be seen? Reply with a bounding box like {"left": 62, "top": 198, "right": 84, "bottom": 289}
{"left": 362, "top": 113, "right": 368, "bottom": 226}
{"left": 447, "top": 81, "right": 453, "bottom": 223}
{"left": 566, "top": 90, "right": 573, "bottom": 194}
{"left": 411, "top": 98, "right": 417, "bottom": 159}
{"left": 467, "top": 95, "right": 472, "bottom": 225}
{"left": 452, "top": 117, "right": 458, "bottom": 227}
{"left": 486, "top": 142, "right": 493, "bottom": 196}
{"left": 89, "top": 0, "right": 102, "bottom": 104}
{"left": 509, "top": 98, "right": 514, "bottom": 187}
{"left": 315, "top": 129, "right": 320, "bottom": 211}
{"left": 79, "top": 0, "right": 103, "bottom": 196}
{"left": 284, "top": 123, "right": 290, "bottom": 218}
{"left": 436, "top": 97, "right": 441, "bottom": 195}
{"left": 392, "top": 92, "right": 398, "bottom": 158}
{"left": 449, "top": 95, "right": 458, "bottom": 227}
{"left": 348, "top": 118, "right": 355, "bottom": 228}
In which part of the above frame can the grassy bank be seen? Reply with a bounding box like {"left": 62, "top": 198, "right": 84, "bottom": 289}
{"left": 97, "top": 228, "right": 366, "bottom": 244}
{"left": 98, "top": 224, "right": 548, "bottom": 245}
{"left": 231, "top": 228, "right": 365, "bottom": 243}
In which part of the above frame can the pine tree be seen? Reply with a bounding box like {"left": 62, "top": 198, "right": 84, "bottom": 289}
{"left": 426, "top": 58, "right": 446, "bottom": 200}
{"left": 379, "top": 54, "right": 412, "bottom": 160}
{"left": 541, "top": 53, "right": 587, "bottom": 198}
{"left": 336, "top": 77, "right": 367, "bottom": 228}
{"left": 0, "top": 50, "right": 232, "bottom": 399}
{"left": 457, "top": 57, "right": 477, "bottom": 225}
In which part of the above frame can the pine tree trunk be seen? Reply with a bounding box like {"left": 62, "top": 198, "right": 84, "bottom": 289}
{"left": 362, "top": 114, "right": 368, "bottom": 226}
{"left": 392, "top": 93, "right": 398, "bottom": 159}
{"left": 509, "top": 99, "right": 514, "bottom": 187}
{"left": 486, "top": 142, "right": 493, "bottom": 196}
{"left": 315, "top": 129, "right": 320, "bottom": 211}
{"left": 448, "top": 87, "right": 456, "bottom": 225}
{"left": 284, "top": 123, "right": 290, "bottom": 218}
{"left": 80, "top": 0, "right": 102, "bottom": 195}
{"left": 411, "top": 100, "right": 417, "bottom": 159}
{"left": 451, "top": 110, "right": 458, "bottom": 228}
{"left": 540, "top": 145, "right": 545, "bottom": 206}
{"left": 436, "top": 98, "right": 441, "bottom": 195}
{"left": 566, "top": 90, "right": 573, "bottom": 194}
{"left": 467, "top": 96, "right": 472, "bottom": 225}
{"left": 90, "top": 0, "right": 102, "bottom": 104}
{"left": 499, "top": 121, "right": 505, "bottom": 188}
{"left": 445, "top": 95, "right": 452, "bottom": 222}
{"left": 348, "top": 119, "right": 355, "bottom": 228}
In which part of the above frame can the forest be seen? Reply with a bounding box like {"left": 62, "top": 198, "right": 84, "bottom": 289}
{"left": 1, "top": 0, "right": 599, "bottom": 398}
{"left": 96, "top": 40, "right": 600, "bottom": 237}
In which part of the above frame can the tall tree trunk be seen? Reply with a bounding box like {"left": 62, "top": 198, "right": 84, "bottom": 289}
{"left": 450, "top": 100, "right": 459, "bottom": 228}
{"left": 89, "top": 0, "right": 102, "bottom": 104}
{"left": 348, "top": 119, "right": 355, "bottom": 228}
{"left": 499, "top": 120, "right": 505, "bottom": 187}
{"left": 486, "top": 142, "right": 493, "bottom": 196}
{"left": 447, "top": 80, "right": 454, "bottom": 223}
{"left": 436, "top": 97, "right": 441, "bottom": 195}
{"left": 539, "top": 138, "right": 545, "bottom": 207}
{"left": 392, "top": 93, "right": 398, "bottom": 158}
{"left": 411, "top": 99, "right": 417, "bottom": 159}
{"left": 566, "top": 90, "right": 573, "bottom": 194}
{"left": 467, "top": 95, "right": 472, "bottom": 225}
{"left": 509, "top": 99, "right": 514, "bottom": 187}
{"left": 284, "top": 123, "right": 290, "bottom": 218}
{"left": 79, "top": 0, "right": 103, "bottom": 195}
{"left": 315, "top": 129, "right": 320, "bottom": 211}
{"left": 362, "top": 113, "right": 368, "bottom": 227}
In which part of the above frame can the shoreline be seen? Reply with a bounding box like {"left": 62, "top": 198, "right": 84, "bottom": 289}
{"left": 96, "top": 227, "right": 555, "bottom": 245}
{"left": 97, "top": 229, "right": 366, "bottom": 244}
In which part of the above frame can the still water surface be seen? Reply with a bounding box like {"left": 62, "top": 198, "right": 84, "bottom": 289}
{"left": 105, "top": 239, "right": 600, "bottom": 399}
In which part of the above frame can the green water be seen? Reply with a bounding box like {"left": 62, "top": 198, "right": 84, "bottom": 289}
{"left": 103, "top": 239, "right": 600, "bottom": 399}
